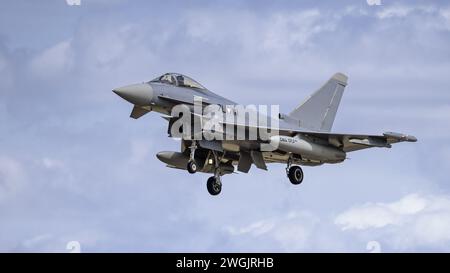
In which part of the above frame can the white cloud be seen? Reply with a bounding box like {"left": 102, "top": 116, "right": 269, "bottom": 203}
{"left": 262, "top": 10, "right": 335, "bottom": 50}
{"left": 21, "top": 234, "right": 54, "bottom": 250}
{"left": 29, "top": 40, "right": 74, "bottom": 78}
{"left": 335, "top": 194, "right": 426, "bottom": 230}
{"left": 376, "top": 6, "right": 414, "bottom": 19}
{"left": 343, "top": 6, "right": 369, "bottom": 17}
{"left": 227, "top": 219, "right": 275, "bottom": 237}
{"left": 184, "top": 9, "right": 336, "bottom": 52}
{"left": 0, "top": 156, "right": 25, "bottom": 203}
{"left": 16, "top": 229, "right": 107, "bottom": 252}
{"left": 335, "top": 194, "right": 450, "bottom": 249}
{"left": 129, "top": 139, "right": 153, "bottom": 165}
{"left": 0, "top": 51, "right": 14, "bottom": 92}
{"left": 375, "top": 5, "right": 439, "bottom": 19}
{"left": 375, "top": 5, "right": 450, "bottom": 32}
{"left": 41, "top": 157, "right": 65, "bottom": 170}
{"left": 80, "top": 25, "right": 134, "bottom": 67}
{"left": 225, "top": 211, "right": 319, "bottom": 251}
{"left": 439, "top": 8, "right": 450, "bottom": 30}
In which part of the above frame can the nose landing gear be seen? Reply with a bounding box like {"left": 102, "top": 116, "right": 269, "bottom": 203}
{"left": 184, "top": 142, "right": 224, "bottom": 196}
{"left": 207, "top": 176, "right": 222, "bottom": 195}
{"left": 206, "top": 150, "right": 223, "bottom": 196}
{"left": 187, "top": 141, "right": 198, "bottom": 174}
{"left": 187, "top": 161, "right": 198, "bottom": 174}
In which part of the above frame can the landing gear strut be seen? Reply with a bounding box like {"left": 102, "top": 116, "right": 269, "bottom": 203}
{"left": 286, "top": 155, "right": 303, "bottom": 185}
{"left": 206, "top": 150, "right": 222, "bottom": 196}
{"left": 187, "top": 141, "right": 198, "bottom": 174}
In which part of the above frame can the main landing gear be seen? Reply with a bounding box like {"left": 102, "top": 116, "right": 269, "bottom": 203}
{"left": 286, "top": 156, "right": 304, "bottom": 185}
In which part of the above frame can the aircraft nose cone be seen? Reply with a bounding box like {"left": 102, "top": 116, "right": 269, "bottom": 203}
{"left": 113, "top": 83, "right": 153, "bottom": 106}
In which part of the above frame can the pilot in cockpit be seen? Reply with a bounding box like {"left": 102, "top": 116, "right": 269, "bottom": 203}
{"left": 176, "top": 75, "right": 185, "bottom": 87}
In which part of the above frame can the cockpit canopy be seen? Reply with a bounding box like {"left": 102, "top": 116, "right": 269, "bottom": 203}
{"left": 150, "top": 73, "right": 206, "bottom": 90}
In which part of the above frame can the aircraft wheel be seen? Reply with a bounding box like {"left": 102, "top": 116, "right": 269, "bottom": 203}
{"left": 207, "top": 176, "right": 222, "bottom": 196}
{"left": 288, "top": 166, "right": 303, "bottom": 185}
{"left": 187, "top": 161, "right": 198, "bottom": 174}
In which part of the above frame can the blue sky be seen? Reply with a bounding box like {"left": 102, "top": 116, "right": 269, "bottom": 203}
{"left": 0, "top": 0, "right": 450, "bottom": 252}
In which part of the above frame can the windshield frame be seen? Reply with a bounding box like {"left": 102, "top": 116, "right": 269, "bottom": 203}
{"left": 150, "top": 73, "right": 206, "bottom": 90}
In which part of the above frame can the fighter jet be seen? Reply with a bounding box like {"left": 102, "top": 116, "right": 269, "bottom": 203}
{"left": 113, "top": 72, "right": 417, "bottom": 196}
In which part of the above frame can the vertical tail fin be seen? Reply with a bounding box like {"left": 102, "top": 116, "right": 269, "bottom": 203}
{"left": 288, "top": 73, "right": 348, "bottom": 132}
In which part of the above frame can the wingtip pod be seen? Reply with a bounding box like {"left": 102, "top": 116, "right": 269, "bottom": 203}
{"left": 383, "top": 132, "right": 418, "bottom": 142}
{"left": 406, "top": 135, "right": 418, "bottom": 142}
{"left": 332, "top": 72, "right": 348, "bottom": 86}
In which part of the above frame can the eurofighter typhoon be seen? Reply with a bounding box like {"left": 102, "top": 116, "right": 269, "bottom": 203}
{"left": 113, "top": 73, "right": 417, "bottom": 195}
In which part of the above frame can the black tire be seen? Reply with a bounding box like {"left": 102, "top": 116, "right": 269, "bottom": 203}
{"left": 207, "top": 176, "right": 222, "bottom": 196}
{"left": 187, "top": 161, "right": 198, "bottom": 174}
{"left": 288, "top": 166, "right": 303, "bottom": 185}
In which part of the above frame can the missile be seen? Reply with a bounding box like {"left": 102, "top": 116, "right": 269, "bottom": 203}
{"left": 270, "top": 135, "right": 346, "bottom": 162}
